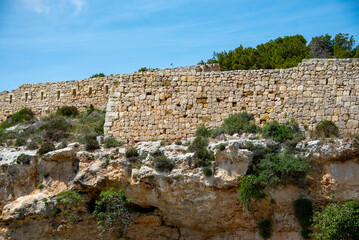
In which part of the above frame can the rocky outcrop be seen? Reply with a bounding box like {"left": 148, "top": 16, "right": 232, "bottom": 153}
{"left": 0, "top": 136, "right": 359, "bottom": 240}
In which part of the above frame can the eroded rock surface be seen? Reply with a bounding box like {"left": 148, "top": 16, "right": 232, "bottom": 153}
{"left": 0, "top": 136, "right": 358, "bottom": 240}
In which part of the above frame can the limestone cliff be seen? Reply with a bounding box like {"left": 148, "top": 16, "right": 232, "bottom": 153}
{"left": 0, "top": 134, "right": 358, "bottom": 240}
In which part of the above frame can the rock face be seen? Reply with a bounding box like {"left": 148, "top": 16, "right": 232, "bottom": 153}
{"left": 0, "top": 136, "right": 359, "bottom": 240}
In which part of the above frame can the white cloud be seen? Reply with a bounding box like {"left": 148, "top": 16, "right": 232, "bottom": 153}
{"left": 22, "top": 0, "right": 87, "bottom": 15}
{"left": 23, "top": 0, "right": 51, "bottom": 13}
{"left": 69, "top": 0, "right": 86, "bottom": 15}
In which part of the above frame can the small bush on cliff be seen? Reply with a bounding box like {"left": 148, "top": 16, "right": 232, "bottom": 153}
{"left": 188, "top": 136, "right": 208, "bottom": 152}
{"left": 193, "top": 148, "right": 214, "bottom": 167}
{"left": 40, "top": 116, "right": 71, "bottom": 142}
{"left": 16, "top": 154, "right": 32, "bottom": 165}
{"left": 215, "top": 143, "right": 226, "bottom": 151}
{"left": 195, "top": 124, "right": 212, "bottom": 138}
{"left": 203, "top": 167, "right": 213, "bottom": 177}
{"left": 55, "top": 190, "right": 85, "bottom": 225}
{"left": 238, "top": 175, "right": 265, "bottom": 210}
{"left": 93, "top": 188, "right": 131, "bottom": 236}
{"left": 84, "top": 133, "right": 99, "bottom": 151}
{"left": 0, "top": 108, "right": 34, "bottom": 130}
{"left": 37, "top": 142, "right": 55, "bottom": 155}
{"left": 104, "top": 137, "right": 123, "bottom": 148}
{"left": 56, "top": 106, "right": 79, "bottom": 117}
{"left": 125, "top": 148, "right": 139, "bottom": 158}
{"left": 152, "top": 156, "right": 174, "bottom": 172}
{"left": 14, "top": 138, "right": 27, "bottom": 147}
{"left": 257, "top": 219, "right": 272, "bottom": 239}
{"left": 315, "top": 120, "right": 339, "bottom": 138}
{"left": 294, "top": 198, "right": 313, "bottom": 228}
{"left": 261, "top": 119, "right": 301, "bottom": 143}
{"left": 256, "top": 153, "right": 310, "bottom": 186}
{"left": 214, "top": 112, "right": 259, "bottom": 136}
{"left": 312, "top": 200, "right": 359, "bottom": 240}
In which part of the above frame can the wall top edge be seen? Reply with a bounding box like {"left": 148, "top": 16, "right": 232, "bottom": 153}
{"left": 1, "top": 58, "right": 358, "bottom": 94}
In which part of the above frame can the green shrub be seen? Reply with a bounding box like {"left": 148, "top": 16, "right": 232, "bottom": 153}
{"left": 37, "top": 142, "right": 55, "bottom": 155}
{"left": 195, "top": 124, "right": 211, "bottom": 137}
{"left": 256, "top": 153, "right": 310, "bottom": 186}
{"left": 93, "top": 188, "right": 131, "bottom": 235}
{"left": 315, "top": 120, "right": 339, "bottom": 138}
{"left": 215, "top": 143, "right": 226, "bottom": 151}
{"left": 38, "top": 184, "right": 44, "bottom": 189}
{"left": 238, "top": 175, "right": 265, "bottom": 210}
{"left": 40, "top": 116, "right": 71, "bottom": 142}
{"left": 16, "top": 154, "right": 32, "bottom": 165}
{"left": 312, "top": 200, "right": 359, "bottom": 240}
{"left": 0, "top": 108, "right": 34, "bottom": 130}
{"left": 216, "top": 112, "right": 259, "bottom": 136}
{"left": 188, "top": 136, "right": 208, "bottom": 152}
{"left": 300, "top": 228, "right": 313, "bottom": 239}
{"left": 26, "top": 140, "right": 39, "bottom": 150}
{"left": 126, "top": 148, "right": 139, "bottom": 158}
{"left": 294, "top": 198, "right": 313, "bottom": 227}
{"left": 153, "top": 156, "right": 174, "bottom": 172}
{"left": 56, "top": 106, "right": 79, "bottom": 117}
{"left": 261, "top": 119, "right": 301, "bottom": 143}
{"left": 203, "top": 167, "right": 213, "bottom": 177}
{"left": 175, "top": 141, "right": 182, "bottom": 145}
{"left": 14, "top": 138, "right": 27, "bottom": 147}
{"left": 257, "top": 219, "right": 272, "bottom": 239}
{"left": 43, "top": 172, "right": 49, "bottom": 178}
{"left": 246, "top": 141, "right": 255, "bottom": 150}
{"left": 104, "top": 137, "right": 122, "bottom": 148}
{"left": 135, "top": 164, "right": 142, "bottom": 170}
{"left": 193, "top": 148, "right": 214, "bottom": 167}
{"left": 90, "top": 73, "right": 105, "bottom": 78}
{"left": 84, "top": 134, "right": 99, "bottom": 151}
{"left": 73, "top": 111, "right": 105, "bottom": 136}
{"left": 55, "top": 190, "right": 85, "bottom": 225}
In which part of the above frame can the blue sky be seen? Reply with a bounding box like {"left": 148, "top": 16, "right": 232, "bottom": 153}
{"left": 0, "top": 0, "right": 358, "bottom": 92}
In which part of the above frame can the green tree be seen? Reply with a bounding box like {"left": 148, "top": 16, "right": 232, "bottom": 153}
{"left": 333, "top": 33, "right": 355, "bottom": 58}
{"left": 309, "top": 34, "right": 333, "bottom": 58}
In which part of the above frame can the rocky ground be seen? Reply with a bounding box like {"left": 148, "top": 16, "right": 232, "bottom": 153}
{"left": 0, "top": 133, "right": 359, "bottom": 240}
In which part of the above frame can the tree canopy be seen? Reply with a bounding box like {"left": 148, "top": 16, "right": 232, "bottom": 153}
{"left": 200, "top": 33, "right": 358, "bottom": 71}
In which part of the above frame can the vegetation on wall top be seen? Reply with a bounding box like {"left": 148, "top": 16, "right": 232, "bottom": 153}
{"left": 199, "top": 33, "right": 358, "bottom": 71}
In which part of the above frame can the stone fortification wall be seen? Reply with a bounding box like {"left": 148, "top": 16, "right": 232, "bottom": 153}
{"left": 0, "top": 77, "right": 112, "bottom": 121}
{"left": 104, "top": 59, "right": 359, "bottom": 141}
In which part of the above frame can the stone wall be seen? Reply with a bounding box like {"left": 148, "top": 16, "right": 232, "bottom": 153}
{"left": 0, "top": 77, "right": 112, "bottom": 121}
{"left": 0, "top": 64, "right": 219, "bottom": 122}
{"left": 104, "top": 59, "right": 359, "bottom": 141}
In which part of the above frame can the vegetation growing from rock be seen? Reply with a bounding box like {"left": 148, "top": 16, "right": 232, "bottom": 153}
{"left": 215, "top": 112, "right": 259, "bottom": 136}
{"left": 312, "top": 200, "right": 359, "bottom": 240}
{"left": 238, "top": 152, "right": 310, "bottom": 210}
{"left": 56, "top": 106, "right": 79, "bottom": 117}
{"left": 37, "top": 142, "right": 55, "bottom": 155}
{"left": 152, "top": 155, "right": 174, "bottom": 172}
{"left": 55, "top": 190, "right": 85, "bottom": 225}
{"left": 16, "top": 154, "right": 31, "bottom": 165}
{"left": 0, "top": 108, "right": 34, "bottom": 131}
{"left": 202, "top": 167, "right": 213, "bottom": 177}
{"left": 257, "top": 219, "right": 272, "bottom": 239}
{"left": 93, "top": 188, "right": 131, "bottom": 236}
{"left": 294, "top": 198, "right": 313, "bottom": 228}
{"left": 104, "top": 137, "right": 122, "bottom": 148}
{"left": 315, "top": 120, "right": 339, "bottom": 138}
{"left": 188, "top": 136, "right": 208, "bottom": 152}
{"left": 193, "top": 148, "right": 214, "bottom": 167}
{"left": 125, "top": 148, "right": 139, "bottom": 158}
{"left": 261, "top": 119, "right": 302, "bottom": 143}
